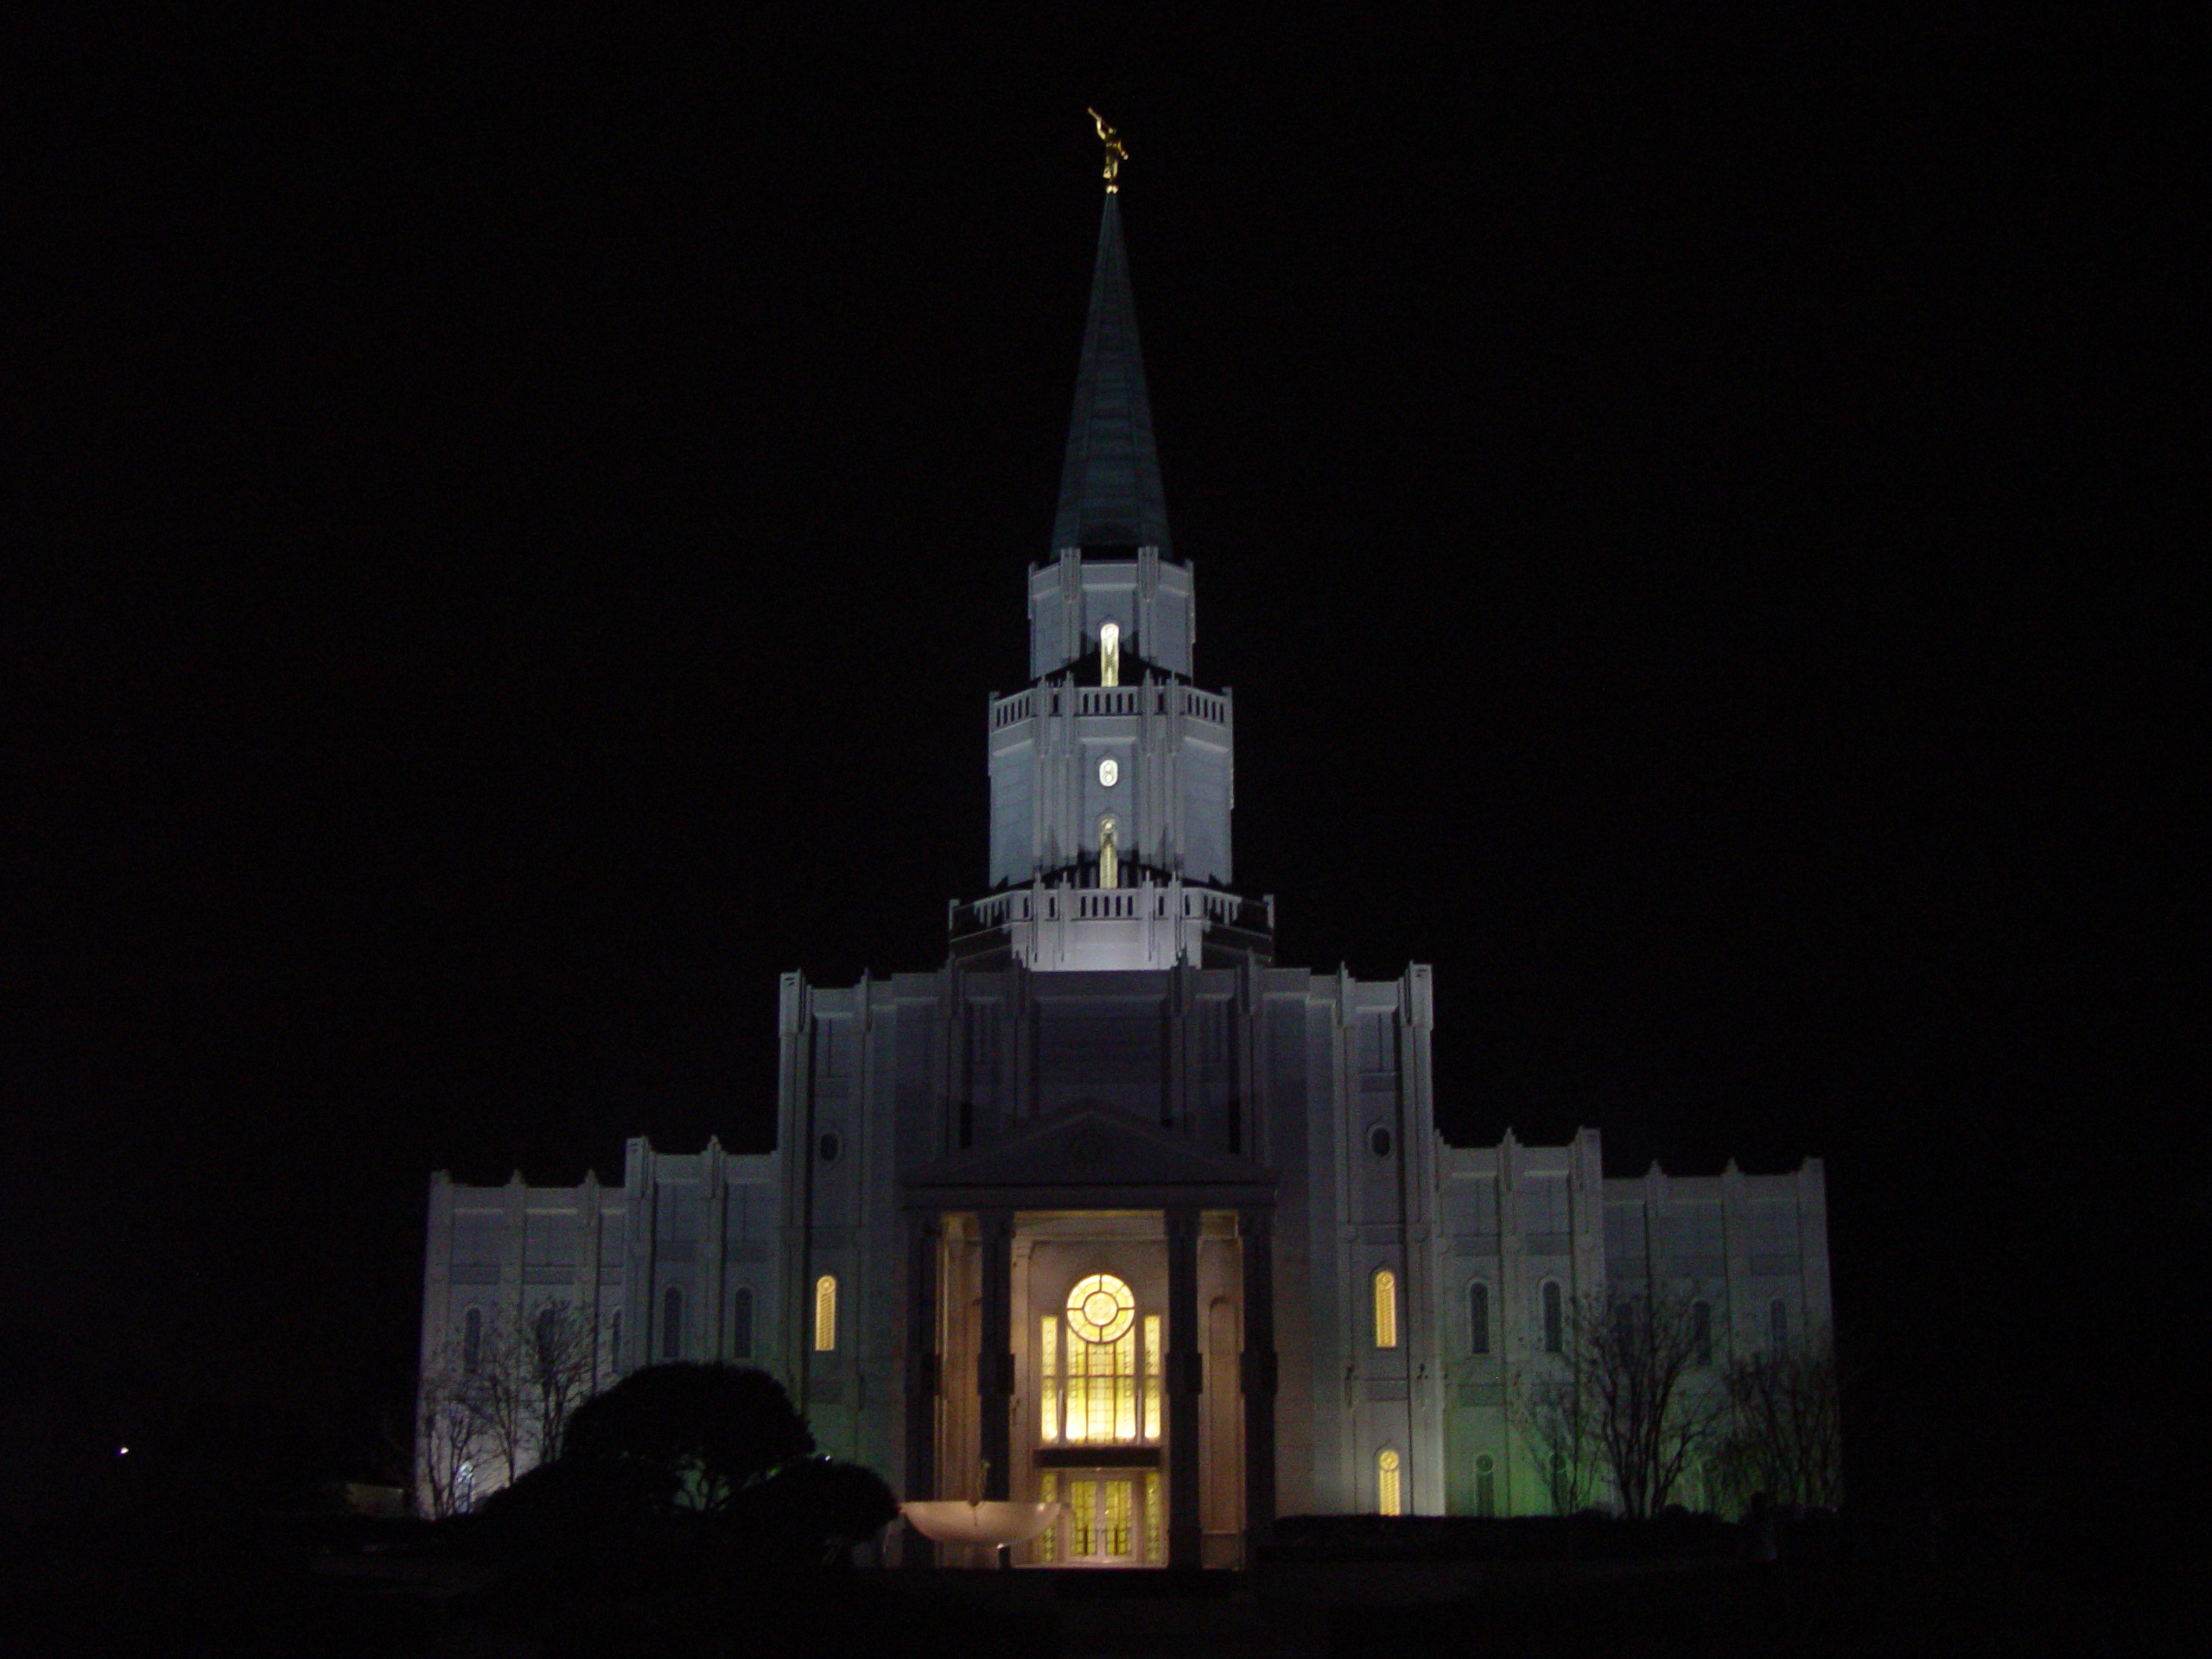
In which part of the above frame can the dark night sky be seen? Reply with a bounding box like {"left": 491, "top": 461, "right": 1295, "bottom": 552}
{"left": 5, "top": 15, "right": 2195, "bottom": 1498}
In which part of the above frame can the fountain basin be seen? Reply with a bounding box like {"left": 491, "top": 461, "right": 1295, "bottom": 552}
{"left": 899, "top": 1500, "right": 1063, "bottom": 1550}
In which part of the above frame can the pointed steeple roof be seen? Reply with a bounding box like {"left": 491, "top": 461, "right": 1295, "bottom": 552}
{"left": 1052, "top": 194, "right": 1171, "bottom": 553}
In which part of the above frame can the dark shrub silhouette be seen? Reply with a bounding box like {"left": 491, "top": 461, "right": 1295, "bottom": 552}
{"left": 476, "top": 1364, "right": 894, "bottom": 1590}
{"left": 560, "top": 1362, "right": 816, "bottom": 1510}
{"left": 732, "top": 1456, "right": 900, "bottom": 1564}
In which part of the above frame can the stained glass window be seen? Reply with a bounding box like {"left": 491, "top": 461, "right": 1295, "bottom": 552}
{"left": 1142, "top": 1314, "right": 1161, "bottom": 1440}
{"left": 1062, "top": 1274, "right": 1147, "bottom": 1445}
{"left": 1040, "top": 1315, "right": 1060, "bottom": 1440}
{"left": 1144, "top": 1471, "right": 1162, "bottom": 1560}
{"left": 813, "top": 1274, "right": 837, "bottom": 1352}
{"left": 1105, "top": 1479, "right": 1133, "bottom": 1555}
{"left": 1069, "top": 1478, "right": 1096, "bottom": 1555}
{"left": 1378, "top": 1448, "right": 1402, "bottom": 1516}
{"left": 1037, "top": 1472, "right": 1058, "bottom": 1563}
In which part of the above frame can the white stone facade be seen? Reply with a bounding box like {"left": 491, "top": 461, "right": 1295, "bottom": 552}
{"left": 417, "top": 189, "right": 1831, "bottom": 1560}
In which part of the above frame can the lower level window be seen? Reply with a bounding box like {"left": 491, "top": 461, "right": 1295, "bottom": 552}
{"left": 1377, "top": 1448, "right": 1402, "bottom": 1516}
{"left": 814, "top": 1274, "right": 838, "bottom": 1351}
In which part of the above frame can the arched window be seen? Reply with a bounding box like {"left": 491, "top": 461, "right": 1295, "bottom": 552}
{"left": 1468, "top": 1281, "right": 1491, "bottom": 1357}
{"left": 731, "top": 1287, "right": 754, "bottom": 1361}
{"left": 1692, "top": 1300, "right": 1713, "bottom": 1368}
{"left": 661, "top": 1286, "right": 683, "bottom": 1361}
{"left": 1768, "top": 1297, "right": 1789, "bottom": 1351}
{"left": 454, "top": 1460, "right": 475, "bottom": 1515}
{"left": 1474, "top": 1452, "right": 1497, "bottom": 1518}
{"left": 1098, "top": 817, "right": 1119, "bottom": 890}
{"left": 1099, "top": 620, "right": 1121, "bottom": 688}
{"left": 813, "top": 1274, "right": 838, "bottom": 1352}
{"left": 1377, "top": 1448, "right": 1402, "bottom": 1516}
{"left": 461, "top": 1306, "right": 484, "bottom": 1375}
{"left": 1372, "top": 1268, "right": 1400, "bottom": 1350}
{"left": 1541, "top": 1280, "right": 1565, "bottom": 1355}
{"left": 1058, "top": 1273, "right": 1144, "bottom": 1443}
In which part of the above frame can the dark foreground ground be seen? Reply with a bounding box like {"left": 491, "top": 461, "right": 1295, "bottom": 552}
{"left": 3, "top": 1509, "right": 2199, "bottom": 1658}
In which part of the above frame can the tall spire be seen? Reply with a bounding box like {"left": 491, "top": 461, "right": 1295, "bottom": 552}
{"left": 1051, "top": 191, "right": 1171, "bottom": 553}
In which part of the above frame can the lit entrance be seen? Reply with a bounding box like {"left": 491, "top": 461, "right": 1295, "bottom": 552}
{"left": 901, "top": 1135, "right": 1281, "bottom": 1570}
{"left": 1038, "top": 1467, "right": 1162, "bottom": 1565}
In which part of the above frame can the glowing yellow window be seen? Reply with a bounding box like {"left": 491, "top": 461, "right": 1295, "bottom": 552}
{"left": 812, "top": 1274, "right": 837, "bottom": 1351}
{"left": 1105, "top": 1478, "right": 1132, "bottom": 1556}
{"left": 1040, "top": 1314, "right": 1061, "bottom": 1441}
{"left": 1063, "top": 1274, "right": 1141, "bottom": 1445}
{"left": 1144, "top": 1471, "right": 1162, "bottom": 1561}
{"left": 1141, "top": 1313, "right": 1161, "bottom": 1440}
{"left": 1100, "top": 620, "right": 1121, "bottom": 687}
{"left": 1036, "top": 1471, "right": 1058, "bottom": 1563}
{"left": 1378, "top": 1448, "right": 1402, "bottom": 1516}
{"left": 1069, "top": 1478, "right": 1096, "bottom": 1555}
{"left": 1373, "top": 1268, "right": 1400, "bottom": 1349}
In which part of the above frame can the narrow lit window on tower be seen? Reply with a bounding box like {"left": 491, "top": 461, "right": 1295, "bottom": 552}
{"left": 1099, "top": 620, "right": 1121, "bottom": 687}
{"left": 1098, "top": 817, "right": 1119, "bottom": 889}
{"left": 1372, "top": 1268, "right": 1400, "bottom": 1349}
{"left": 1377, "top": 1448, "right": 1403, "bottom": 1516}
{"left": 1062, "top": 1274, "right": 1144, "bottom": 1443}
{"left": 1475, "top": 1452, "right": 1497, "bottom": 1517}
{"left": 814, "top": 1275, "right": 838, "bottom": 1351}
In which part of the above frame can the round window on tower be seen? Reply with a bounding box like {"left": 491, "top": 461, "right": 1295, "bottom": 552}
{"left": 1098, "top": 756, "right": 1119, "bottom": 787}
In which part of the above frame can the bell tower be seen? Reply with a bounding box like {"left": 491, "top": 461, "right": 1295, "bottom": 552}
{"left": 952, "top": 145, "right": 1270, "bottom": 971}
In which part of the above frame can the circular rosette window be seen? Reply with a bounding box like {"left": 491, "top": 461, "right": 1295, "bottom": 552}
{"left": 1065, "top": 1273, "right": 1135, "bottom": 1344}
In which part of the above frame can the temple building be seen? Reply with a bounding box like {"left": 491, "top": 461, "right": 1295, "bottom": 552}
{"left": 417, "top": 155, "right": 1832, "bottom": 1566}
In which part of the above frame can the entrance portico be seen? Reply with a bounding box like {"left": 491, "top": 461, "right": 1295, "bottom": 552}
{"left": 902, "top": 1108, "right": 1277, "bottom": 1567}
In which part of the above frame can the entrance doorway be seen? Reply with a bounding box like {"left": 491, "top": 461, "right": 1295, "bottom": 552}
{"left": 1040, "top": 1467, "right": 1162, "bottom": 1565}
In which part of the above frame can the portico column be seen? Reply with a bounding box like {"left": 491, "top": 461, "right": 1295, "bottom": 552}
{"left": 1166, "top": 1205, "right": 1203, "bottom": 1567}
{"left": 1239, "top": 1206, "right": 1278, "bottom": 1549}
{"left": 977, "top": 1208, "right": 1014, "bottom": 1500}
{"left": 902, "top": 1210, "right": 941, "bottom": 1567}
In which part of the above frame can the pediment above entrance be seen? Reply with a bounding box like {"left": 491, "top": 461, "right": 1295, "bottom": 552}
{"left": 905, "top": 1106, "right": 1274, "bottom": 1211}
